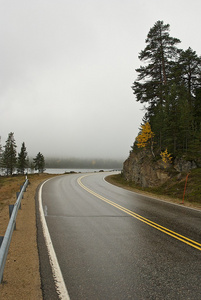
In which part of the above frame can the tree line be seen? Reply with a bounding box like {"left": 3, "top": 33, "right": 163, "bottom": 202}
{"left": 45, "top": 157, "right": 123, "bottom": 169}
{"left": 132, "top": 20, "right": 201, "bottom": 163}
{"left": 0, "top": 132, "right": 45, "bottom": 176}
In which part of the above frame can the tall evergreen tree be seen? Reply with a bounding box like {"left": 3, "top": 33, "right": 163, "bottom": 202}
{"left": 33, "top": 152, "right": 45, "bottom": 173}
{"left": 132, "top": 20, "right": 180, "bottom": 105}
{"left": 1, "top": 132, "right": 17, "bottom": 175}
{"left": 194, "top": 87, "right": 201, "bottom": 131}
{"left": 178, "top": 48, "right": 201, "bottom": 104}
{"left": 17, "top": 142, "right": 28, "bottom": 174}
{"left": 132, "top": 21, "right": 181, "bottom": 149}
{"left": 174, "top": 48, "right": 201, "bottom": 154}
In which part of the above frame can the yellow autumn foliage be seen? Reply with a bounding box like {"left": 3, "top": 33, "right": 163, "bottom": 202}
{"left": 160, "top": 148, "right": 172, "bottom": 167}
{"left": 136, "top": 122, "right": 154, "bottom": 148}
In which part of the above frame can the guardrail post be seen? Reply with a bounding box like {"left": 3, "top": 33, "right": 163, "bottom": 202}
{"left": 9, "top": 205, "right": 14, "bottom": 218}
{"left": 9, "top": 205, "right": 16, "bottom": 230}
{"left": 0, "top": 237, "right": 3, "bottom": 248}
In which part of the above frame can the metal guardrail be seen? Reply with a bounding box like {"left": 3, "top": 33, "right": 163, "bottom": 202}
{"left": 0, "top": 178, "right": 29, "bottom": 283}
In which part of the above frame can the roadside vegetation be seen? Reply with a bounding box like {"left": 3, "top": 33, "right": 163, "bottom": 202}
{"left": 131, "top": 20, "right": 201, "bottom": 163}
{"left": 106, "top": 169, "right": 201, "bottom": 209}
{"left": 0, "top": 173, "right": 57, "bottom": 211}
{"left": 0, "top": 132, "right": 45, "bottom": 176}
{"left": 122, "top": 20, "right": 201, "bottom": 202}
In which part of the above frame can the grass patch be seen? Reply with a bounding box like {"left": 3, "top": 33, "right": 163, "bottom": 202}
{"left": 0, "top": 175, "right": 25, "bottom": 206}
{"left": 0, "top": 173, "right": 58, "bottom": 210}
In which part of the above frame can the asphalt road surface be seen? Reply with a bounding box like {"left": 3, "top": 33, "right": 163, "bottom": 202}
{"left": 38, "top": 172, "right": 201, "bottom": 300}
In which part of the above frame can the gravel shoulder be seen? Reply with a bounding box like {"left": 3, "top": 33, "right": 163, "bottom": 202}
{"left": 0, "top": 174, "right": 56, "bottom": 300}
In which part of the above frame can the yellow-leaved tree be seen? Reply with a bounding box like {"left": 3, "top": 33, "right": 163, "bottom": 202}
{"left": 136, "top": 122, "right": 155, "bottom": 156}
{"left": 160, "top": 148, "right": 172, "bottom": 167}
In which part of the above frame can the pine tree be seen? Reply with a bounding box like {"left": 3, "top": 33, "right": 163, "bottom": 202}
{"left": 132, "top": 21, "right": 180, "bottom": 104}
{"left": 2, "top": 132, "right": 17, "bottom": 175}
{"left": 33, "top": 152, "right": 45, "bottom": 173}
{"left": 194, "top": 87, "right": 201, "bottom": 131}
{"left": 174, "top": 48, "right": 201, "bottom": 155}
{"left": 17, "top": 142, "right": 28, "bottom": 174}
{"left": 132, "top": 20, "right": 181, "bottom": 149}
{"left": 178, "top": 48, "right": 201, "bottom": 105}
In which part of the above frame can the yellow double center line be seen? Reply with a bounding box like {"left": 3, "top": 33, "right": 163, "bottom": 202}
{"left": 77, "top": 175, "right": 201, "bottom": 251}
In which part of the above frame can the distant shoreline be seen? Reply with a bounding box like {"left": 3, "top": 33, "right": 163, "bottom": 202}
{"left": 45, "top": 168, "right": 122, "bottom": 174}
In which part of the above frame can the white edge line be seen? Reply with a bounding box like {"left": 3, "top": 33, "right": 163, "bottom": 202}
{"left": 39, "top": 178, "right": 70, "bottom": 300}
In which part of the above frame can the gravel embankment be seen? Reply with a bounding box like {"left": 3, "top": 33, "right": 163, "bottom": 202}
{"left": 0, "top": 175, "right": 55, "bottom": 300}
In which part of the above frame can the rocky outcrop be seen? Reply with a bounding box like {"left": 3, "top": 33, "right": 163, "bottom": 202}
{"left": 123, "top": 149, "right": 197, "bottom": 188}
{"left": 174, "top": 158, "right": 197, "bottom": 172}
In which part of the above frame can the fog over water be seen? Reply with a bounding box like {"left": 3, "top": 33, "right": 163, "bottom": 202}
{"left": 1, "top": 0, "right": 200, "bottom": 160}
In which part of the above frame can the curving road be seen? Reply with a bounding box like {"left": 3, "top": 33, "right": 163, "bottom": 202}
{"left": 38, "top": 171, "right": 201, "bottom": 299}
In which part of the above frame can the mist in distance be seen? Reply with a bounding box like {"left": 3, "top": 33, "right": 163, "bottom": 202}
{"left": 1, "top": 0, "right": 200, "bottom": 163}
{"left": 45, "top": 157, "right": 123, "bottom": 170}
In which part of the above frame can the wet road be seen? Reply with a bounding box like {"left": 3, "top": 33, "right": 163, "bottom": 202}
{"left": 40, "top": 172, "right": 201, "bottom": 299}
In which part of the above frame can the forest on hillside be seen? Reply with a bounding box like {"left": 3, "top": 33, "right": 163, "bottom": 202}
{"left": 132, "top": 21, "right": 201, "bottom": 163}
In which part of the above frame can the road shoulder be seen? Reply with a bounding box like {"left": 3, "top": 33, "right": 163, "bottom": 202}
{"left": 0, "top": 178, "right": 43, "bottom": 300}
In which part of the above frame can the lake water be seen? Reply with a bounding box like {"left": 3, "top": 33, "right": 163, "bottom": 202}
{"left": 45, "top": 168, "right": 121, "bottom": 174}
{"left": 0, "top": 168, "right": 121, "bottom": 176}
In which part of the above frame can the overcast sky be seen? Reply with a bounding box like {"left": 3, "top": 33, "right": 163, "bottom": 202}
{"left": 0, "top": 0, "right": 201, "bottom": 160}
